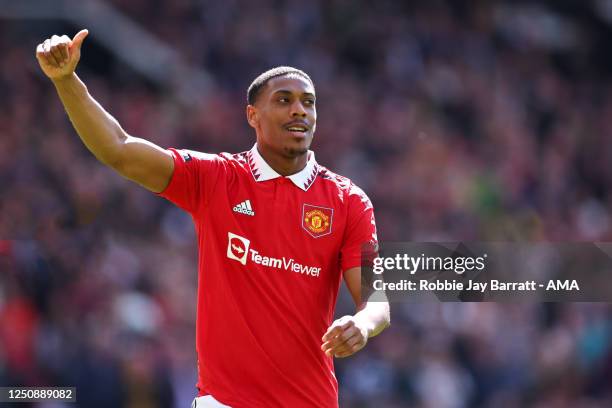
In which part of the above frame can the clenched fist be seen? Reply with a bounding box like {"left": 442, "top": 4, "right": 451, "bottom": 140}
{"left": 321, "top": 315, "right": 369, "bottom": 358}
{"left": 35, "top": 30, "right": 89, "bottom": 80}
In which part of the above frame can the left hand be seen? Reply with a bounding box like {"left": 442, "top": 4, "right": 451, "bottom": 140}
{"left": 321, "top": 315, "right": 369, "bottom": 358}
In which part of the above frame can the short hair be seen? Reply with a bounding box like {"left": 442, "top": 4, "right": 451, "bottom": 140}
{"left": 247, "top": 66, "right": 314, "bottom": 105}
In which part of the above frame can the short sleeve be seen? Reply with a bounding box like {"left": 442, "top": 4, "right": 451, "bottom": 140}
{"left": 340, "top": 184, "right": 378, "bottom": 272}
{"left": 157, "top": 148, "right": 223, "bottom": 214}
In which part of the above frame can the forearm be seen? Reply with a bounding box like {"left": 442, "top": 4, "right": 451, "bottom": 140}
{"left": 52, "top": 73, "right": 126, "bottom": 167}
{"left": 353, "top": 301, "right": 390, "bottom": 338}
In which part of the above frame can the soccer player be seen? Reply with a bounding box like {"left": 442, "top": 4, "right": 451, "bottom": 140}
{"left": 36, "top": 30, "right": 390, "bottom": 408}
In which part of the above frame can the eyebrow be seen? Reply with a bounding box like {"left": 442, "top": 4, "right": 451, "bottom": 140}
{"left": 273, "top": 89, "right": 316, "bottom": 98}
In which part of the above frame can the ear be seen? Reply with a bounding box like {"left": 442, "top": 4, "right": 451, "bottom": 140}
{"left": 246, "top": 105, "right": 258, "bottom": 128}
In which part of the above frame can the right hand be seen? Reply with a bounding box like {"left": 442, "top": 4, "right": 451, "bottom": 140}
{"left": 35, "top": 29, "right": 89, "bottom": 81}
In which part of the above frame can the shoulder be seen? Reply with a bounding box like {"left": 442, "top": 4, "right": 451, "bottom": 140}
{"left": 316, "top": 165, "right": 373, "bottom": 209}
{"left": 171, "top": 149, "right": 250, "bottom": 170}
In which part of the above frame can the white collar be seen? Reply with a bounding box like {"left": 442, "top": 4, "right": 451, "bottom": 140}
{"left": 246, "top": 144, "right": 318, "bottom": 191}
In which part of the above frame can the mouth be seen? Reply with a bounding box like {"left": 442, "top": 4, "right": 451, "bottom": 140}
{"left": 284, "top": 122, "right": 310, "bottom": 135}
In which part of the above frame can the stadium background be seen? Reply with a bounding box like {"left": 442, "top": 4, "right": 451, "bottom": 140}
{"left": 2, "top": 0, "right": 612, "bottom": 406}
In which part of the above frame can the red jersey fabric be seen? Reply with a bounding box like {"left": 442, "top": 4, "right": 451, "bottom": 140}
{"left": 158, "top": 144, "right": 377, "bottom": 408}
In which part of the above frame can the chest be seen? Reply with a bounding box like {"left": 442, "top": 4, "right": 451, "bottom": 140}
{"left": 208, "top": 176, "right": 347, "bottom": 263}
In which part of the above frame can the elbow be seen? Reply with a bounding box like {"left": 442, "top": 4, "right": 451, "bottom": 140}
{"left": 100, "top": 132, "right": 128, "bottom": 170}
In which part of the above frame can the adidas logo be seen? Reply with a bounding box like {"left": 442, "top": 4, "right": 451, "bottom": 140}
{"left": 233, "top": 199, "right": 255, "bottom": 216}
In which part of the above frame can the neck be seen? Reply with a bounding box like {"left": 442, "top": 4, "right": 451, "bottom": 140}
{"left": 256, "top": 145, "right": 308, "bottom": 176}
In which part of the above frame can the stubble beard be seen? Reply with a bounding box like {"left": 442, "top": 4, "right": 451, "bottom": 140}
{"left": 283, "top": 146, "right": 309, "bottom": 158}
{"left": 282, "top": 134, "right": 312, "bottom": 158}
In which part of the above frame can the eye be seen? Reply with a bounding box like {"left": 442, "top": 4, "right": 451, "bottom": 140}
{"left": 304, "top": 99, "right": 315, "bottom": 106}
{"left": 278, "top": 97, "right": 290, "bottom": 103}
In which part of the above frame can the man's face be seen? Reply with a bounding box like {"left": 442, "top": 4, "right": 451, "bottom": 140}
{"left": 247, "top": 75, "right": 316, "bottom": 158}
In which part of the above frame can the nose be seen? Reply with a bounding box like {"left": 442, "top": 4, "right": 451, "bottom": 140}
{"left": 290, "top": 100, "right": 307, "bottom": 118}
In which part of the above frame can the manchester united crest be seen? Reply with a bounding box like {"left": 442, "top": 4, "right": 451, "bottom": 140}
{"left": 302, "top": 204, "right": 333, "bottom": 238}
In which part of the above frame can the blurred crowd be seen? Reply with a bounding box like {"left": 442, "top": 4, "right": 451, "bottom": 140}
{"left": 2, "top": 0, "right": 612, "bottom": 407}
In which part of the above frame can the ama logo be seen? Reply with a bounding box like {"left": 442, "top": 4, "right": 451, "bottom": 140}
{"left": 227, "top": 232, "right": 250, "bottom": 265}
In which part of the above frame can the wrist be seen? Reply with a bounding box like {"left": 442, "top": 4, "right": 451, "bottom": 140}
{"left": 353, "top": 312, "right": 374, "bottom": 338}
{"left": 51, "top": 72, "right": 77, "bottom": 86}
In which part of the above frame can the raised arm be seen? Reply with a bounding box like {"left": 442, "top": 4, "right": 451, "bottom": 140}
{"left": 35, "top": 30, "right": 174, "bottom": 193}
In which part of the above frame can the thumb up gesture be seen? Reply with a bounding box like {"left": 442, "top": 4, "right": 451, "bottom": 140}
{"left": 36, "top": 29, "right": 89, "bottom": 80}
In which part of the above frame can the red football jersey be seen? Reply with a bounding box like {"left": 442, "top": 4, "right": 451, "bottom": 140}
{"left": 158, "top": 144, "right": 377, "bottom": 407}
